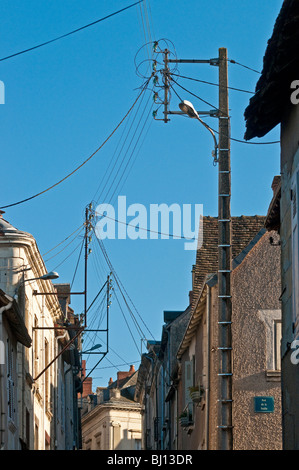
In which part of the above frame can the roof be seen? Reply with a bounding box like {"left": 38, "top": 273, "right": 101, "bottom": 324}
{"left": 0, "top": 215, "right": 33, "bottom": 239}
{"left": 81, "top": 393, "right": 143, "bottom": 424}
{"left": 191, "top": 215, "right": 266, "bottom": 308}
{"left": 244, "top": 0, "right": 299, "bottom": 139}
{"left": 108, "top": 370, "right": 139, "bottom": 391}
{"left": 163, "top": 310, "right": 185, "bottom": 323}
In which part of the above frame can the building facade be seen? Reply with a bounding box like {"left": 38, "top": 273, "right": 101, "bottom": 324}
{"left": 81, "top": 365, "right": 143, "bottom": 450}
{"left": 0, "top": 213, "right": 81, "bottom": 450}
{"left": 135, "top": 215, "right": 282, "bottom": 450}
{"left": 134, "top": 308, "right": 191, "bottom": 451}
{"left": 177, "top": 226, "right": 282, "bottom": 450}
{"left": 244, "top": 0, "right": 299, "bottom": 449}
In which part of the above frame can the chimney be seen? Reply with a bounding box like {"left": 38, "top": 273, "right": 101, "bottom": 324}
{"left": 0, "top": 210, "right": 5, "bottom": 218}
{"left": 108, "top": 377, "right": 113, "bottom": 386}
{"left": 116, "top": 365, "right": 136, "bottom": 388}
{"left": 81, "top": 360, "right": 93, "bottom": 398}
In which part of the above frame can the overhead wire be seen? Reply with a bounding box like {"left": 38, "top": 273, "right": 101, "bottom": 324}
{"left": 107, "top": 95, "right": 154, "bottom": 207}
{"left": 170, "top": 76, "right": 224, "bottom": 115}
{"left": 170, "top": 72, "right": 255, "bottom": 95}
{"left": 83, "top": 294, "right": 107, "bottom": 361}
{"left": 114, "top": 290, "right": 141, "bottom": 355}
{"left": 44, "top": 227, "right": 84, "bottom": 263}
{"left": 90, "top": 360, "right": 141, "bottom": 372}
{"left": 94, "top": 211, "right": 199, "bottom": 242}
{"left": 91, "top": 102, "right": 136, "bottom": 203}
{"left": 114, "top": 105, "right": 154, "bottom": 199}
{"left": 91, "top": 227, "right": 176, "bottom": 383}
{"left": 70, "top": 237, "right": 85, "bottom": 289}
{"left": 94, "top": 84, "right": 150, "bottom": 206}
{"left": 92, "top": 234, "right": 151, "bottom": 344}
{"left": 228, "top": 59, "right": 261, "bottom": 74}
{"left": 49, "top": 239, "right": 83, "bottom": 271}
{"left": 0, "top": 1, "right": 144, "bottom": 63}
{"left": 137, "top": 2, "right": 152, "bottom": 65}
{"left": 0, "top": 75, "right": 153, "bottom": 210}
{"left": 94, "top": 235, "right": 156, "bottom": 341}
{"left": 42, "top": 224, "right": 84, "bottom": 257}
{"left": 169, "top": 79, "right": 279, "bottom": 145}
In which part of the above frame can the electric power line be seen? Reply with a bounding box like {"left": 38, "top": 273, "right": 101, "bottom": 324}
{"left": 94, "top": 211, "right": 200, "bottom": 242}
{"left": 0, "top": 1, "right": 144, "bottom": 63}
{"left": 169, "top": 80, "right": 279, "bottom": 145}
{"left": 44, "top": 227, "right": 84, "bottom": 263}
{"left": 228, "top": 59, "right": 261, "bottom": 74}
{"left": 170, "top": 72, "right": 255, "bottom": 95}
{"left": 0, "top": 76, "right": 152, "bottom": 210}
{"left": 42, "top": 224, "right": 84, "bottom": 257}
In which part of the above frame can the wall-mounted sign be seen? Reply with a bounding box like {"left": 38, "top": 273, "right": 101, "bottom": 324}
{"left": 254, "top": 396, "right": 274, "bottom": 413}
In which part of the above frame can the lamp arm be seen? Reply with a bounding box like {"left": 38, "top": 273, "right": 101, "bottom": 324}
{"left": 195, "top": 115, "right": 218, "bottom": 162}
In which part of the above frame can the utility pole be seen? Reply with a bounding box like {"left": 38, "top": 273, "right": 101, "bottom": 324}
{"left": 217, "top": 47, "right": 233, "bottom": 450}
{"left": 84, "top": 203, "right": 93, "bottom": 328}
{"left": 84, "top": 207, "right": 89, "bottom": 328}
{"left": 162, "top": 49, "right": 170, "bottom": 123}
{"left": 156, "top": 46, "right": 233, "bottom": 449}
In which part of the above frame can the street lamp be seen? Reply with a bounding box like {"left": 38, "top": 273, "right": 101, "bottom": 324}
{"left": 24, "top": 271, "right": 59, "bottom": 282}
{"left": 179, "top": 100, "right": 218, "bottom": 163}
{"left": 14, "top": 270, "right": 59, "bottom": 299}
{"left": 80, "top": 344, "right": 102, "bottom": 354}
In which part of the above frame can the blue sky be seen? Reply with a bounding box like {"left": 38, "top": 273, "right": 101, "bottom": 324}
{"left": 0, "top": 1, "right": 282, "bottom": 388}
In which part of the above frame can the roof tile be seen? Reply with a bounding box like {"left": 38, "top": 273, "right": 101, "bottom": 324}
{"left": 191, "top": 216, "right": 266, "bottom": 307}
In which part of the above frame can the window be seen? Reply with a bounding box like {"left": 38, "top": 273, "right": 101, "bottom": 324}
{"left": 184, "top": 358, "right": 194, "bottom": 422}
{"left": 274, "top": 320, "right": 282, "bottom": 371}
{"left": 135, "top": 439, "right": 142, "bottom": 450}
{"left": 258, "top": 310, "right": 282, "bottom": 377}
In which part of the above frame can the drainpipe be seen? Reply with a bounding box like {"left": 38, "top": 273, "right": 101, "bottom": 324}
{"left": 0, "top": 302, "right": 13, "bottom": 449}
{"left": 205, "top": 286, "right": 211, "bottom": 450}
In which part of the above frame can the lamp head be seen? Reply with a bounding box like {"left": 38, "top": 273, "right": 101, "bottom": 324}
{"left": 179, "top": 100, "right": 199, "bottom": 119}
{"left": 80, "top": 344, "right": 102, "bottom": 354}
{"left": 40, "top": 271, "right": 59, "bottom": 281}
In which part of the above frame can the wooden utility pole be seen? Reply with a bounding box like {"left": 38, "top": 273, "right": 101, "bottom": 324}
{"left": 217, "top": 47, "right": 233, "bottom": 450}
{"left": 163, "top": 49, "right": 170, "bottom": 123}
{"left": 158, "top": 47, "right": 233, "bottom": 449}
{"left": 84, "top": 206, "right": 89, "bottom": 328}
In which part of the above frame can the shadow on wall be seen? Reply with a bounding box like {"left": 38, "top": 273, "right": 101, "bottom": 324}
{"left": 114, "top": 428, "right": 141, "bottom": 451}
